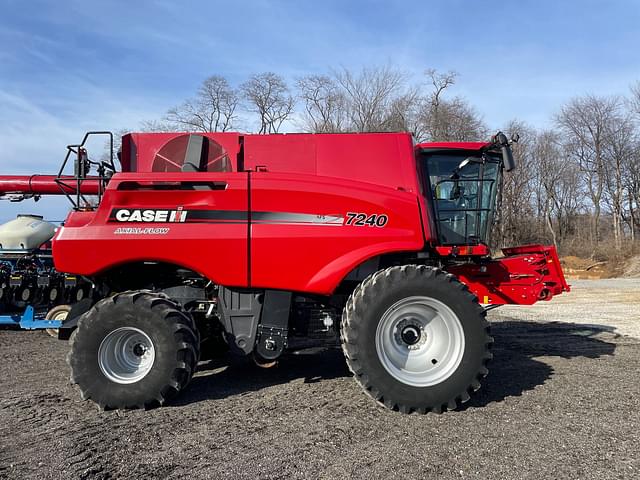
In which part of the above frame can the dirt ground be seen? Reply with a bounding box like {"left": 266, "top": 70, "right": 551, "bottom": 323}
{"left": 561, "top": 255, "right": 614, "bottom": 279}
{"left": 1, "top": 279, "right": 639, "bottom": 480}
{"left": 560, "top": 254, "right": 640, "bottom": 280}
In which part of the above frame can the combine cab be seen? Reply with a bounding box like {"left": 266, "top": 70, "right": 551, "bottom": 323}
{"left": 0, "top": 130, "right": 569, "bottom": 413}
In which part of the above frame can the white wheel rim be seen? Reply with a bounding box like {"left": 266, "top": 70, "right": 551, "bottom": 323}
{"left": 375, "top": 296, "right": 465, "bottom": 387}
{"left": 98, "top": 327, "right": 155, "bottom": 384}
{"left": 45, "top": 307, "right": 70, "bottom": 336}
{"left": 50, "top": 310, "right": 69, "bottom": 321}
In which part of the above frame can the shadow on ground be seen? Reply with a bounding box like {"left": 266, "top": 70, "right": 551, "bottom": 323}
{"left": 173, "top": 319, "right": 617, "bottom": 409}
{"left": 464, "top": 320, "right": 616, "bottom": 409}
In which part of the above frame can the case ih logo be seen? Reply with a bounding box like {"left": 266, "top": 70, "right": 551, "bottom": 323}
{"left": 111, "top": 209, "right": 188, "bottom": 223}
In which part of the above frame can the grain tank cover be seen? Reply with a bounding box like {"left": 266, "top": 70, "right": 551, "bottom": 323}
{"left": 0, "top": 215, "right": 56, "bottom": 251}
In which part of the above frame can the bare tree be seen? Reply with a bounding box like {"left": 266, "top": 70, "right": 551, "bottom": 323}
{"left": 334, "top": 66, "right": 406, "bottom": 132}
{"left": 419, "top": 69, "right": 486, "bottom": 141}
{"left": 533, "top": 130, "right": 562, "bottom": 246}
{"left": 625, "top": 146, "right": 640, "bottom": 241}
{"left": 296, "top": 75, "right": 347, "bottom": 133}
{"left": 431, "top": 97, "right": 487, "bottom": 141}
{"left": 165, "top": 75, "right": 239, "bottom": 132}
{"left": 381, "top": 87, "right": 426, "bottom": 139}
{"left": 555, "top": 95, "right": 622, "bottom": 245}
{"left": 603, "top": 112, "right": 637, "bottom": 249}
{"left": 630, "top": 81, "right": 640, "bottom": 118}
{"left": 533, "top": 130, "right": 583, "bottom": 247}
{"left": 496, "top": 120, "right": 538, "bottom": 247}
{"left": 625, "top": 83, "right": 640, "bottom": 241}
{"left": 241, "top": 73, "right": 295, "bottom": 134}
{"left": 300, "top": 67, "right": 484, "bottom": 141}
{"left": 494, "top": 123, "right": 587, "bottom": 251}
{"left": 424, "top": 69, "right": 457, "bottom": 140}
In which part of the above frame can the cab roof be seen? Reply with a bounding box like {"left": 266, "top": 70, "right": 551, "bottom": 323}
{"left": 415, "top": 141, "right": 491, "bottom": 151}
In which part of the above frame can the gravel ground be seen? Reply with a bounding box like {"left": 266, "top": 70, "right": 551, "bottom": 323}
{"left": 1, "top": 279, "right": 639, "bottom": 480}
{"left": 499, "top": 278, "right": 640, "bottom": 338}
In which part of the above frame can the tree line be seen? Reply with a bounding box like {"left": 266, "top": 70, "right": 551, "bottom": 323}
{"left": 140, "top": 67, "right": 640, "bottom": 260}
{"left": 142, "top": 67, "right": 487, "bottom": 140}
{"left": 499, "top": 90, "right": 640, "bottom": 259}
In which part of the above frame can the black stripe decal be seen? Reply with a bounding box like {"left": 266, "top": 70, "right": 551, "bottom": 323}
{"left": 187, "top": 210, "right": 248, "bottom": 221}
{"left": 109, "top": 209, "right": 344, "bottom": 225}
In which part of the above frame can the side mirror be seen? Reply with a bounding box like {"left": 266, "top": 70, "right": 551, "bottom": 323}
{"left": 493, "top": 132, "right": 516, "bottom": 172}
{"left": 501, "top": 144, "right": 516, "bottom": 172}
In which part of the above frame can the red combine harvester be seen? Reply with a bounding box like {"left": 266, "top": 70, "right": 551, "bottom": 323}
{"left": 0, "top": 131, "right": 569, "bottom": 413}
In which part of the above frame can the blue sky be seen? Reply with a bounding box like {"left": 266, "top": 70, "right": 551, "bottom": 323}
{"left": 1, "top": 0, "right": 639, "bottom": 221}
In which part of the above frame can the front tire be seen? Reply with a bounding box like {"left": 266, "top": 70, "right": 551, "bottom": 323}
{"left": 67, "top": 291, "right": 200, "bottom": 409}
{"left": 341, "top": 265, "right": 492, "bottom": 414}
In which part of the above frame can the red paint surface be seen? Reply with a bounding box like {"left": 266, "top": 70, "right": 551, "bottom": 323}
{"left": 53, "top": 173, "right": 250, "bottom": 288}
{"left": 447, "top": 244, "right": 570, "bottom": 305}
{"left": 250, "top": 172, "right": 425, "bottom": 293}
{"left": 415, "top": 141, "right": 491, "bottom": 151}
{"left": 0, "top": 175, "right": 101, "bottom": 196}
{"left": 1, "top": 131, "right": 568, "bottom": 303}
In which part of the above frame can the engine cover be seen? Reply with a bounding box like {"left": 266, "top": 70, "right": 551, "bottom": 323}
{"left": 0, "top": 215, "right": 55, "bottom": 251}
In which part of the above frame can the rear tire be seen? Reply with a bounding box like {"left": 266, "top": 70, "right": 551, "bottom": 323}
{"left": 67, "top": 291, "right": 200, "bottom": 409}
{"left": 341, "top": 265, "right": 492, "bottom": 414}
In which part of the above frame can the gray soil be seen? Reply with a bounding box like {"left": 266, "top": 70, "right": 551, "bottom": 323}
{"left": 1, "top": 279, "right": 639, "bottom": 479}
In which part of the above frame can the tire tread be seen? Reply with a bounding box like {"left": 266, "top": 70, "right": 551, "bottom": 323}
{"left": 340, "top": 265, "right": 492, "bottom": 414}
{"left": 67, "top": 290, "right": 200, "bottom": 410}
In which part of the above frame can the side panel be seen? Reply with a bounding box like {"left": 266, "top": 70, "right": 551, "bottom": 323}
{"left": 250, "top": 172, "right": 425, "bottom": 294}
{"left": 243, "top": 132, "right": 420, "bottom": 192}
{"left": 53, "top": 172, "right": 249, "bottom": 287}
{"left": 243, "top": 134, "right": 317, "bottom": 174}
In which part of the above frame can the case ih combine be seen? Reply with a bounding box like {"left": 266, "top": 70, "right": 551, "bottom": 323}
{"left": 0, "top": 130, "right": 568, "bottom": 413}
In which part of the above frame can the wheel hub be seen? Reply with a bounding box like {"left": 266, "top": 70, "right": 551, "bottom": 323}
{"left": 375, "top": 296, "right": 465, "bottom": 387}
{"left": 132, "top": 343, "right": 147, "bottom": 357}
{"left": 401, "top": 325, "right": 420, "bottom": 345}
{"left": 394, "top": 317, "right": 428, "bottom": 350}
{"left": 98, "top": 327, "right": 156, "bottom": 385}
